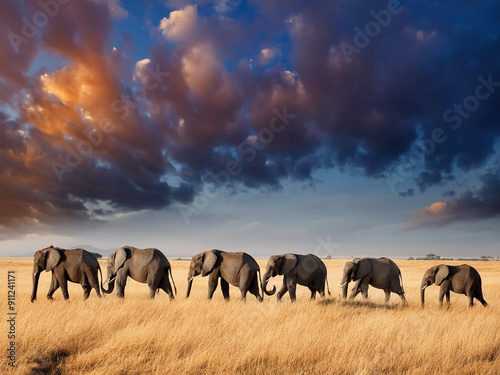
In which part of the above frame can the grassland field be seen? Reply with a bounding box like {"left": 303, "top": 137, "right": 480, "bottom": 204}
{"left": 1, "top": 258, "right": 499, "bottom": 375}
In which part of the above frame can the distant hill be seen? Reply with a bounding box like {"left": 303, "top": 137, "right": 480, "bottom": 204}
{"left": 69, "top": 245, "right": 115, "bottom": 257}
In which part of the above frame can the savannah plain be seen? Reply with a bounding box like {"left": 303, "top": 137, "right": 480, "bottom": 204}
{"left": 1, "top": 258, "right": 499, "bottom": 375}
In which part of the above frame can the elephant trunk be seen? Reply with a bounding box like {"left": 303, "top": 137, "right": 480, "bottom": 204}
{"left": 186, "top": 277, "right": 194, "bottom": 298}
{"left": 262, "top": 271, "right": 276, "bottom": 296}
{"left": 31, "top": 265, "right": 40, "bottom": 303}
{"left": 420, "top": 279, "right": 427, "bottom": 306}
{"left": 340, "top": 274, "right": 349, "bottom": 299}
{"left": 102, "top": 273, "right": 115, "bottom": 294}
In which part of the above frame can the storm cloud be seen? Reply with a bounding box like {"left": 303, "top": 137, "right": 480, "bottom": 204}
{"left": 1, "top": 0, "right": 499, "bottom": 238}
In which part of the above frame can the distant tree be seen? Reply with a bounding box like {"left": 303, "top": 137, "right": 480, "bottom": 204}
{"left": 326, "top": 255, "right": 332, "bottom": 259}
{"left": 426, "top": 253, "right": 435, "bottom": 258}
{"left": 408, "top": 257, "right": 414, "bottom": 260}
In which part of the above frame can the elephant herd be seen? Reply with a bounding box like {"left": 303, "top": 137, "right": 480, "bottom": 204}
{"left": 31, "top": 246, "right": 488, "bottom": 308}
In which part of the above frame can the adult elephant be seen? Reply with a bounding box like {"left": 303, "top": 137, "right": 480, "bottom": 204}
{"left": 421, "top": 264, "right": 487, "bottom": 307}
{"left": 262, "top": 253, "right": 331, "bottom": 302}
{"left": 31, "top": 246, "right": 103, "bottom": 302}
{"left": 186, "top": 249, "right": 263, "bottom": 302}
{"left": 102, "top": 246, "right": 176, "bottom": 299}
{"left": 340, "top": 257, "right": 407, "bottom": 305}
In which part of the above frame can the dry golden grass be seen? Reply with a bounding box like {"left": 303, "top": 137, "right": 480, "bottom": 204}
{"left": 1, "top": 258, "right": 499, "bottom": 374}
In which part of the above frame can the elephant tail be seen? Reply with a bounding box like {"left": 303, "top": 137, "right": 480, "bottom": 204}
{"left": 399, "top": 269, "right": 405, "bottom": 295}
{"left": 325, "top": 276, "right": 331, "bottom": 296}
{"left": 257, "top": 269, "right": 263, "bottom": 298}
{"left": 98, "top": 264, "right": 105, "bottom": 294}
{"left": 169, "top": 266, "right": 177, "bottom": 296}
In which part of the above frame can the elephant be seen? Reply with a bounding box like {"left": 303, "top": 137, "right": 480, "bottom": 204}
{"left": 102, "top": 246, "right": 176, "bottom": 299}
{"left": 421, "top": 264, "right": 487, "bottom": 307}
{"left": 31, "top": 246, "right": 103, "bottom": 302}
{"left": 340, "top": 257, "right": 407, "bottom": 305}
{"left": 186, "top": 249, "right": 263, "bottom": 302}
{"left": 262, "top": 253, "right": 331, "bottom": 302}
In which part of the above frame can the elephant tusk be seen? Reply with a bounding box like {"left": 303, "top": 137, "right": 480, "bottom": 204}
{"left": 188, "top": 276, "right": 194, "bottom": 282}
{"left": 421, "top": 285, "right": 428, "bottom": 290}
{"left": 33, "top": 273, "right": 37, "bottom": 277}
{"left": 339, "top": 281, "right": 347, "bottom": 288}
{"left": 108, "top": 276, "right": 116, "bottom": 284}
{"left": 265, "top": 278, "right": 271, "bottom": 283}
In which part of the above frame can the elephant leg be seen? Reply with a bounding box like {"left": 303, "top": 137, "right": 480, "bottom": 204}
{"left": 477, "top": 295, "right": 488, "bottom": 307}
{"left": 47, "top": 275, "right": 59, "bottom": 300}
{"left": 82, "top": 286, "right": 92, "bottom": 300}
{"left": 286, "top": 277, "right": 297, "bottom": 302}
{"left": 399, "top": 293, "right": 408, "bottom": 306}
{"left": 438, "top": 288, "right": 445, "bottom": 307}
{"left": 277, "top": 282, "right": 288, "bottom": 301}
{"left": 468, "top": 293, "right": 474, "bottom": 307}
{"left": 384, "top": 289, "right": 391, "bottom": 303}
{"left": 249, "top": 276, "right": 263, "bottom": 302}
{"left": 207, "top": 273, "right": 219, "bottom": 299}
{"left": 445, "top": 290, "right": 451, "bottom": 305}
{"left": 147, "top": 272, "right": 160, "bottom": 299}
{"left": 362, "top": 289, "right": 368, "bottom": 299}
{"left": 88, "top": 271, "right": 101, "bottom": 298}
{"left": 308, "top": 287, "right": 316, "bottom": 300}
{"left": 59, "top": 277, "right": 69, "bottom": 300}
{"left": 349, "top": 279, "right": 363, "bottom": 299}
{"left": 116, "top": 276, "right": 127, "bottom": 298}
{"left": 220, "top": 278, "right": 230, "bottom": 301}
{"left": 240, "top": 289, "right": 248, "bottom": 302}
{"left": 160, "top": 275, "right": 175, "bottom": 300}
{"left": 149, "top": 286, "right": 156, "bottom": 299}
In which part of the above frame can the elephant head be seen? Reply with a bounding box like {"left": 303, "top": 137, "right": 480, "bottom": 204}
{"left": 421, "top": 265, "right": 449, "bottom": 305}
{"left": 186, "top": 250, "right": 218, "bottom": 298}
{"left": 31, "top": 246, "right": 61, "bottom": 302}
{"left": 102, "top": 247, "right": 129, "bottom": 294}
{"left": 340, "top": 259, "right": 371, "bottom": 298}
{"left": 262, "top": 254, "right": 298, "bottom": 296}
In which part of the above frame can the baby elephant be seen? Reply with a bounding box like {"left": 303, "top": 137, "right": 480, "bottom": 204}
{"left": 31, "top": 246, "right": 103, "bottom": 302}
{"left": 262, "top": 253, "right": 330, "bottom": 302}
{"left": 103, "top": 246, "right": 176, "bottom": 299}
{"left": 421, "top": 264, "right": 487, "bottom": 307}
{"left": 341, "top": 257, "right": 407, "bottom": 305}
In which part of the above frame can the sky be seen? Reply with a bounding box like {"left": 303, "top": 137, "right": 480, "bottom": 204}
{"left": 0, "top": 0, "right": 499, "bottom": 258}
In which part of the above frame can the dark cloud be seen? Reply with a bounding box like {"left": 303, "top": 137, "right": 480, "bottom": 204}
{"left": 407, "top": 171, "right": 500, "bottom": 229}
{"left": 442, "top": 190, "right": 456, "bottom": 198}
{"left": 399, "top": 188, "right": 415, "bottom": 197}
{"left": 0, "top": 0, "right": 499, "bottom": 237}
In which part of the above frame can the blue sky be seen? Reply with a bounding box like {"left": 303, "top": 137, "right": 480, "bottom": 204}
{"left": 0, "top": 0, "right": 499, "bottom": 257}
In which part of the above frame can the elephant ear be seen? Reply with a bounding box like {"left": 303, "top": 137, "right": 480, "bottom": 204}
{"left": 353, "top": 259, "right": 371, "bottom": 281}
{"left": 202, "top": 251, "right": 218, "bottom": 276}
{"left": 279, "top": 254, "right": 298, "bottom": 275}
{"left": 44, "top": 248, "right": 61, "bottom": 271}
{"left": 114, "top": 247, "right": 128, "bottom": 274}
{"left": 434, "top": 265, "right": 449, "bottom": 286}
